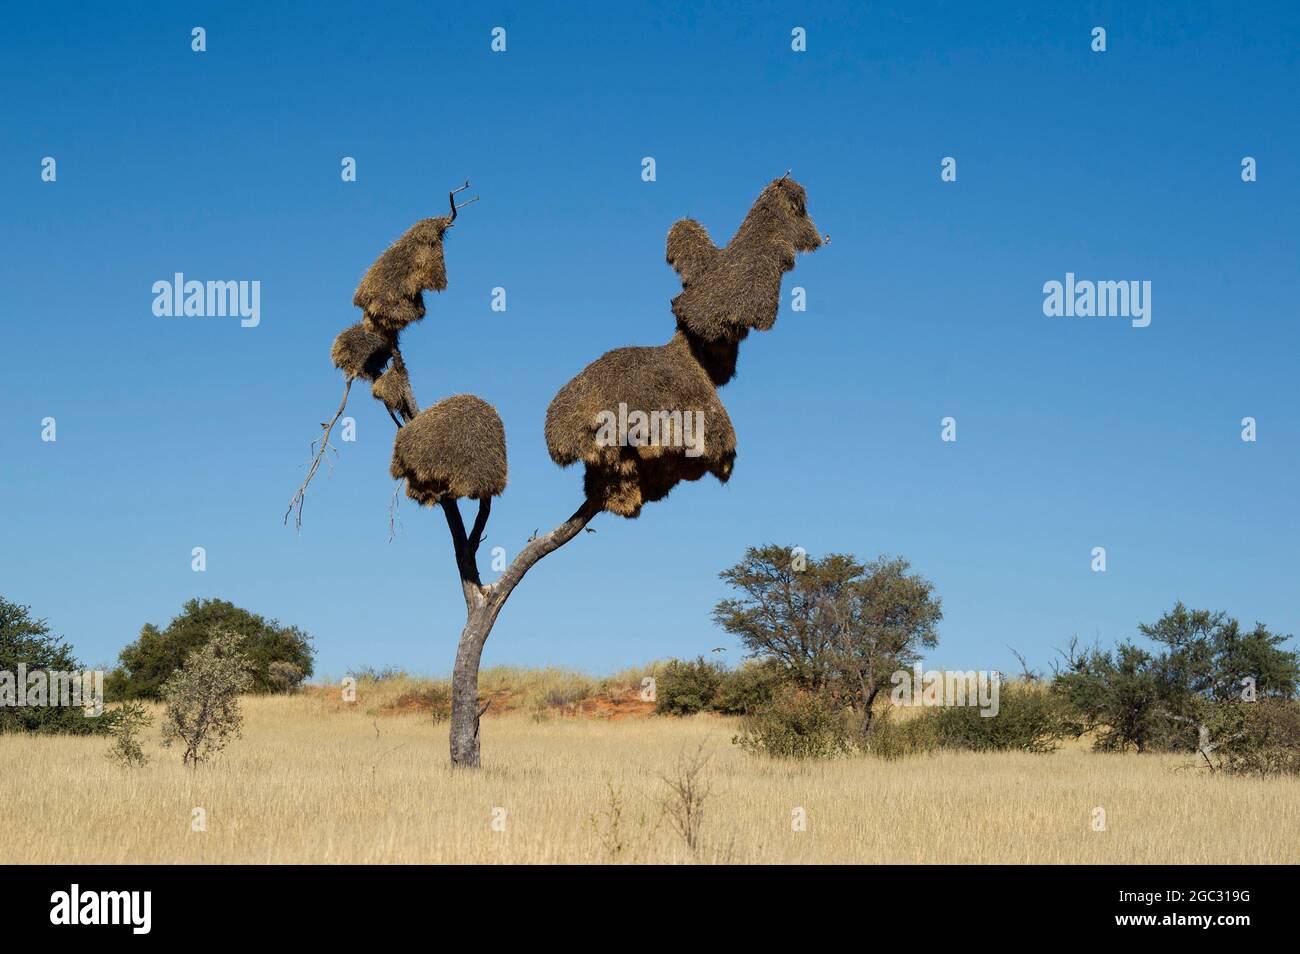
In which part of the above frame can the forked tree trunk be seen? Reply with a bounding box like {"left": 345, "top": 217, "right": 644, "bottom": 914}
{"left": 443, "top": 496, "right": 601, "bottom": 768}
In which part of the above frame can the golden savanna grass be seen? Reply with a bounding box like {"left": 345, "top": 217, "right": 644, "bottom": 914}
{"left": 2, "top": 683, "right": 1297, "bottom": 864}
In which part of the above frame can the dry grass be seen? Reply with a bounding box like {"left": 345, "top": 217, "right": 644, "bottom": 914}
{"left": 1, "top": 692, "right": 1296, "bottom": 864}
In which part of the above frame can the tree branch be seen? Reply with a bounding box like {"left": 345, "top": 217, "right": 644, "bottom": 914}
{"left": 284, "top": 378, "right": 353, "bottom": 532}
{"left": 448, "top": 180, "right": 480, "bottom": 223}
{"left": 488, "top": 498, "right": 602, "bottom": 601}
{"left": 440, "top": 498, "right": 483, "bottom": 601}
{"left": 441, "top": 496, "right": 469, "bottom": 552}
{"left": 467, "top": 498, "right": 491, "bottom": 560}
{"left": 1158, "top": 709, "right": 1247, "bottom": 772}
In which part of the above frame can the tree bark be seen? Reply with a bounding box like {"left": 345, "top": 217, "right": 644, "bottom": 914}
{"left": 449, "top": 602, "right": 494, "bottom": 767}
{"left": 859, "top": 682, "right": 880, "bottom": 738}
{"left": 444, "top": 496, "right": 601, "bottom": 768}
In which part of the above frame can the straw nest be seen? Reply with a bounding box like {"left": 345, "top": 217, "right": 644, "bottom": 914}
{"left": 667, "top": 176, "right": 821, "bottom": 348}
{"left": 545, "top": 333, "right": 736, "bottom": 518}
{"left": 353, "top": 216, "right": 452, "bottom": 336}
{"left": 391, "top": 394, "right": 507, "bottom": 504}
{"left": 370, "top": 348, "right": 419, "bottom": 423}
{"left": 674, "top": 329, "right": 741, "bottom": 388}
{"left": 330, "top": 321, "right": 394, "bottom": 381}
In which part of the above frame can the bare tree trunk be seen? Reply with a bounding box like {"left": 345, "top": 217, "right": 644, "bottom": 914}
{"left": 1160, "top": 710, "right": 1246, "bottom": 774}
{"left": 859, "top": 683, "right": 875, "bottom": 738}
{"left": 443, "top": 496, "right": 601, "bottom": 768}
{"left": 449, "top": 603, "right": 493, "bottom": 767}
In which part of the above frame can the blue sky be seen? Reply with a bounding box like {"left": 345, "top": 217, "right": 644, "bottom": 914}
{"left": 1, "top": 1, "right": 1296, "bottom": 678}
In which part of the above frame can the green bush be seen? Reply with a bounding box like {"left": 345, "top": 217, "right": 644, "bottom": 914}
{"left": 0, "top": 596, "right": 111, "bottom": 736}
{"left": 733, "top": 687, "right": 854, "bottom": 759}
{"left": 1215, "top": 700, "right": 1300, "bottom": 777}
{"left": 655, "top": 657, "right": 724, "bottom": 716}
{"left": 1051, "top": 604, "right": 1300, "bottom": 753}
{"left": 105, "top": 701, "right": 153, "bottom": 767}
{"left": 110, "top": 598, "right": 314, "bottom": 699}
{"left": 862, "top": 711, "right": 942, "bottom": 759}
{"left": 712, "top": 660, "right": 786, "bottom": 715}
{"left": 267, "top": 661, "right": 304, "bottom": 693}
{"left": 928, "top": 682, "right": 1070, "bottom": 753}
{"left": 863, "top": 682, "right": 1069, "bottom": 758}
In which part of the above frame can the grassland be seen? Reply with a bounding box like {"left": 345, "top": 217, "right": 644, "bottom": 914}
{"left": 1, "top": 673, "right": 1296, "bottom": 864}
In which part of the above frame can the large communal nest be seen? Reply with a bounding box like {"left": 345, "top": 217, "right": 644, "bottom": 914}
{"left": 286, "top": 184, "right": 481, "bottom": 531}
{"left": 348, "top": 183, "right": 478, "bottom": 338}
{"left": 545, "top": 333, "right": 736, "bottom": 518}
{"left": 666, "top": 175, "right": 822, "bottom": 352}
{"left": 391, "top": 394, "right": 508, "bottom": 505}
{"left": 352, "top": 216, "right": 452, "bottom": 336}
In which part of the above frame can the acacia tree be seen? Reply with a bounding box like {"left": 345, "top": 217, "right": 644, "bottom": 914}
{"left": 712, "top": 545, "right": 941, "bottom": 733}
{"left": 1052, "top": 603, "right": 1299, "bottom": 754}
{"left": 289, "top": 176, "right": 824, "bottom": 767}
{"left": 160, "top": 630, "right": 253, "bottom": 766}
{"left": 818, "top": 555, "right": 942, "bottom": 734}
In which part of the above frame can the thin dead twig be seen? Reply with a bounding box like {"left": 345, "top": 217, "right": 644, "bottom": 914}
{"left": 285, "top": 378, "right": 353, "bottom": 532}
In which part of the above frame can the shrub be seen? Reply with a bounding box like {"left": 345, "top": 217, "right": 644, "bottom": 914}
{"left": 659, "top": 742, "right": 715, "bottom": 858}
{"left": 267, "top": 661, "right": 304, "bottom": 693}
{"left": 929, "top": 681, "right": 1070, "bottom": 753}
{"left": 347, "top": 664, "right": 406, "bottom": 681}
{"left": 1050, "top": 604, "right": 1300, "bottom": 753}
{"left": 1052, "top": 640, "right": 1181, "bottom": 751}
{"left": 862, "top": 710, "right": 942, "bottom": 759}
{"left": 111, "top": 598, "right": 313, "bottom": 699}
{"left": 1215, "top": 700, "right": 1300, "bottom": 778}
{"left": 712, "top": 660, "right": 786, "bottom": 715}
{"left": 733, "top": 687, "right": 853, "bottom": 759}
{"left": 863, "top": 683, "right": 1069, "bottom": 758}
{"left": 655, "top": 657, "right": 723, "bottom": 715}
{"left": 105, "top": 701, "right": 153, "bottom": 767}
{"left": 0, "top": 596, "right": 109, "bottom": 736}
{"left": 160, "top": 630, "right": 254, "bottom": 766}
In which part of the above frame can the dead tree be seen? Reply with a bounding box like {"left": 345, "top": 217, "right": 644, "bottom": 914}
{"left": 289, "top": 176, "right": 823, "bottom": 767}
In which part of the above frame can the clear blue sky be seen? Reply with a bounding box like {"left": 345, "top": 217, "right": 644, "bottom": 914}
{"left": 2, "top": 1, "right": 1296, "bottom": 678}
